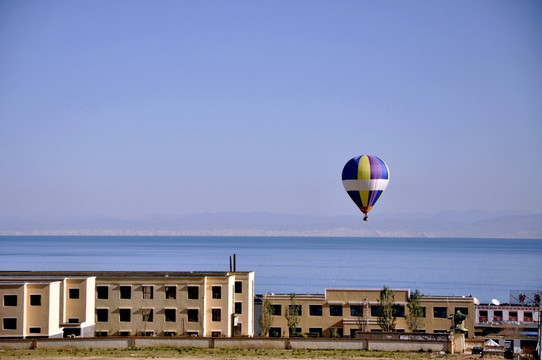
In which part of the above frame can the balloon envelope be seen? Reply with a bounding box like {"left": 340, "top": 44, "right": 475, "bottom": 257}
{"left": 342, "top": 155, "right": 390, "bottom": 220}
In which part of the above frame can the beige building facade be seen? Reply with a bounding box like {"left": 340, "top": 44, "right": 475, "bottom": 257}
{"left": 262, "top": 289, "right": 475, "bottom": 338}
{"left": 1, "top": 271, "right": 254, "bottom": 338}
{"left": 0, "top": 275, "right": 96, "bottom": 338}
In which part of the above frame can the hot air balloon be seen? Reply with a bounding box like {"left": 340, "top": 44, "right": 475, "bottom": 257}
{"left": 342, "top": 155, "right": 390, "bottom": 221}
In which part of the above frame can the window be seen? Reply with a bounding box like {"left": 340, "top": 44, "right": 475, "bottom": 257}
{"left": 479, "top": 310, "right": 488, "bottom": 322}
{"left": 271, "top": 304, "right": 282, "bottom": 316}
{"left": 330, "top": 305, "right": 343, "bottom": 316}
{"left": 309, "top": 328, "right": 322, "bottom": 337}
{"left": 235, "top": 302, "right": 242, "bottom": 314}
{"left": 143, "top": 330, "right": 154, "bottom": 336}
{"left": 165, "top": 286, "right": 176, "bottom": 299}
{"left": 289, "top": 304, "right": 302, "bottom": 316}
{"left": 421, "top": 306, "right": 427, "bottom": 318}
{"left": 269, "top": 327, "right": 281, "bottom": 337}
{"left": 120, "top": 286, "right": 131, "bottom": 299}
{"left": 494, "top": 310, "right": 503, "bottom": 321}
{"left": 95, "top": 330, "right": 108, "bottom": 337}
{"left": 69, "top": 288, "right": 80, "bottom": 299}
{"left": 235, "top": 281, "right": 242, "bottom": 293}
{"left": 330, "top": 327, "right": 343, "bottom": 337}
{"left": 351, "top": 305, "right": 363, "bottom": 317}
{"left": 68, "top": 318, "right": 79, "bottom": 323}
{"left": 509, "top": 311, "right": 518, "bottom": 321}
{"left": 119, "top": 308, "right": 131, "bottom": 322}
{"left": 211, "top": 331, "right": 221, "bottom": 337}
{"left": 212, "top": 308, "right": 221, "bottom": 322}
{"left": 97, "top": 286, "right": 109, "bottom": 299}
{"left": 119, "top": 331, "right": 131, "bottom": 336}
{"left": 142, "top": 308, "right": 154, "bottom": 322}
{"left": 165, "top": 308, "right": 176, "bottom": 322}
{"left": 29, "top": 327, "right": 41, "bottom": 334}
{"left": 164, "top": 331, "right": 176, "bottom": 336}
{"left": 30, "top": 294, "right": 41, "bottom": 306}
{"left": 212, "top": 286, "right": 221, "bottom": 299}
{"left": 142, "top": 285, "right": 154, "bottom": 299}
{"left": 187, "top": 308, "right": 199, "bottom": 322}
{"left": 455, "top": 307, "right": 469, "bottom": 316}
{"left": 4, "top": 295, "right": 17, "bottom": 306}
{"left": 96, "top": 308, "right": 108, "bottom": 322}
{"left": 309, "top": 304, "right": 322, "bottom": 316}
{"left": 433, "top": 307, "right": 447, "bottom": 318}
{"left": 524, "top": 312, "right": 533, "bottom": 321}
{"left": 393, "top": 305, "right": 405, "bottom": 317}
{"left": 188, "top": 286, "right": 199, "bottom": 299}
{"left": 3, "top": 318, "right": 16, "bottom": 330}
{"left": 371, "top": 305, "right": 382, "bottom": 317}
{"left": 289, "top": 327, "right": 302, "bottom": 337}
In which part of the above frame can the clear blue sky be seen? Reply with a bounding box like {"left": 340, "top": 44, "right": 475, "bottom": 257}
{"left": 1, "top": 0, "right": 541, "bottom": 218}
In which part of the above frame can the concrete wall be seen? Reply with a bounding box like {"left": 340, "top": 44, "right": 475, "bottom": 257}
{"left": 0, "top": 336, "right": 449, "bottom": 352}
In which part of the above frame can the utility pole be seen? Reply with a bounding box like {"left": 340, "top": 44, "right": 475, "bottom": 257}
{"left": 537, "top": 299, "right": 541, "bottom": 360}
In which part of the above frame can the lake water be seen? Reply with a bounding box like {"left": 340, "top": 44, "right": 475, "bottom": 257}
{"left": 1, "top": 236, "right": 541, "bottom": 304}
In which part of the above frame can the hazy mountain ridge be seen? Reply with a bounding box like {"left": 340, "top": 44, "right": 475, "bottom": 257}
{"left": 0, "top": 211, "right": 540, "bottom": 238}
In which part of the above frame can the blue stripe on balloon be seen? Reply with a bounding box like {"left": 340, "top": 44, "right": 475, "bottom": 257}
{"left": 341, "top": 157, "right": 360, "bottom": 180}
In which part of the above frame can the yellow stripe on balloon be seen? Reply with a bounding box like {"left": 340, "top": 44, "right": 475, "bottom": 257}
{"left": 358, "top": 156, "right": 371, "bottom": 206}
{"left": 357, "top": 155, "right": 371, "bottom": 180}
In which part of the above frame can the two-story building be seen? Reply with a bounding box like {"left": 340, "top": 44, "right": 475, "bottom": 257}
{"left": 261, "top": 289, "right": 475, "bottom": 338}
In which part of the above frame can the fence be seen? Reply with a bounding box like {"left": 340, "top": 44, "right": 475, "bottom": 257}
{"left": 0, "top": 336, "right": 449, "bottom": 353}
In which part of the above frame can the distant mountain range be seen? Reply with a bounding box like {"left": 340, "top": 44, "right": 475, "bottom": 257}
{"left": 1, "top": 211, "right": 541, "bottom": 238}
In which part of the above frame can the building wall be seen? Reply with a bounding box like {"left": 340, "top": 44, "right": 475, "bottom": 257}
{"left": 0, "top": 284, "right": 25, "bottom": 338}
{"left": 93, "top": 272, "right": 254, "bottom": 337}
{"left": 262, "top": 289, "right": 475, "bottom": 338}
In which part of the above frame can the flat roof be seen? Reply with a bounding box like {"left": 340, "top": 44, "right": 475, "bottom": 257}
{"left": 0, "top": 271, "right": 253, "bottom": 278}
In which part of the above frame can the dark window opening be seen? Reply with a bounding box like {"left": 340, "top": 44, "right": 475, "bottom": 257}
{"left": 188, "top": 286, "right": 199, "bottom": 299}
{"left": 120, "top": 286, "right": 131, "bottom": 299}
{"left": 235, "top": 281, "right": 242, "bottom": 293}
{"left": 212, "top": 286, "right": 221, "bottom": 299}
{"left": 97, "top": 286, "right": 109, "bottom": 299}
{"left": 165, "top": 286, "right": 176, "bottom": 299}
{"left": 4, "top": 295, "right": 17, "bottom": 306}
{"left": 187, "top": 309, "right": 199, "bottom": 322}
{"left": 309, "top": 304, "right": 322, "bottom": 316}
{"left": 69, "top": 288, "right": 80, "bottom": 299}
{"left": 289, "top": 304, "right": 302, "bottom": 316}
{"left": 330, "top": 305, "right": 343, "bottom": 316}
{"left": 165, "top": 308, "right": 176, "bottom": 322}
{"left": 30, "top": 294, "right": 41, "bottom": 306}
{"left": 3, "top": 318, "right": 17, "bottom": 330}
{"left": 119, "top": 308, "right": 131, "bottom": 322}
{"left": 271, "top": 304, "right": 281, "bottom": 315}
{"left": 433, "top": 307, "right": 447, "bottom": 318}
{"left": 235, "top": 302, "right": 242, "bottom": 314}
{"left": 212, "top": 308, "right": 221, "bottom": 322}
{"left": 96, "top": 308, "right": 108, "bottom": 322}
{"left": 350, "top": 305, "right": 363, "bottom": 317}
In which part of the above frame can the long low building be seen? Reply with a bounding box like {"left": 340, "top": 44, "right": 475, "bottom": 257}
{"left": 0, "top": 271, "right": 255, "bottom": 339}
{"left": 260, "top": 289, "right": 475, "bottom": 339}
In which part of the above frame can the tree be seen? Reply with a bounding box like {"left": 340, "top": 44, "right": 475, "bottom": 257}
{"left": 406, "top": 289, "right": 425, "bottom": 332}
{"left": 284, "top": 293, "right": 300, "bottom": 337}
{"left": 258, "top": 299, "right": 274, "bottom": 337}
{"left": 377, "top": 286, "right": 396, "bottom": 332}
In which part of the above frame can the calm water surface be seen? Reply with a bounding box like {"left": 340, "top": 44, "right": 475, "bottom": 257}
{"left": 1, "top": 236, "right": 541, "bottom": 303}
